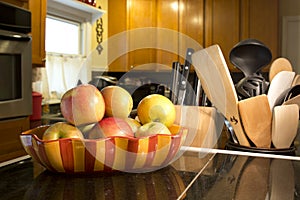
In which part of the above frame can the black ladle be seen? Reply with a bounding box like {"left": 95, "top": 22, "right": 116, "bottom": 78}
{"left": 235, "top": 74, "right": 269, "bottom": 100}
{"left": 230, "top": 39, "right": 272, "bottom": 77}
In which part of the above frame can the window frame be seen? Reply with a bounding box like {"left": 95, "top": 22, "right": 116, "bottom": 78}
{"left": 47, "top": 1, "right": 93, "bottom": 57}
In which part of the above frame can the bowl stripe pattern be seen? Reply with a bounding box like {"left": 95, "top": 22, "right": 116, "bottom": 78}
{"left": 20, "top": 126, "right": 187, "bottom": 173}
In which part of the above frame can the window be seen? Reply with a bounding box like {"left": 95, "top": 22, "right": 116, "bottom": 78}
{"left": 41, "top": 2, "right": 94, "bottom": 100}
{"left": 45, "top": 16, "right": 81, "bottom": 55}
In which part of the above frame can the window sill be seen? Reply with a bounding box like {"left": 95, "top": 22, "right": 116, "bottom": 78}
{"left": 48, "top": 0, "right": 105, "bottom": 23}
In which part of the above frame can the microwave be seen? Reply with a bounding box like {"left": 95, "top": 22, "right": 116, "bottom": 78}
{"left": 0, "top": 2, "right": 32, "bottom": 120}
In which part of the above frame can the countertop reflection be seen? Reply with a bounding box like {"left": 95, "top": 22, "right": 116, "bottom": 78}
{"left": 1, "top": 149, "right": 300, "bottom": 200}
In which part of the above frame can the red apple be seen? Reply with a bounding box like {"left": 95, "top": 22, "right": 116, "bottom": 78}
{"left": 88, "top": 117, "right": 134, "bottom": 139}
{"left": 60, "top": 84, "right": 105, "bottom": 126}
{"left": 42, "top": 122, "right": 84, "bottom": 141}
{"left": 101, "top": 86, "right": 133, "bottom": 118}
{"left": 135, "top": 122, "right": 171, "bottom": 138}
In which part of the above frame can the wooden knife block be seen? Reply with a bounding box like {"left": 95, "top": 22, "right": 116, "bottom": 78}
{"left": 174, "top": 105, "right": 224, "bottom": 149}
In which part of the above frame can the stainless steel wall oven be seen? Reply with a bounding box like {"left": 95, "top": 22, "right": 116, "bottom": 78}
{"left": 0, "top": 2, "right": 32, "bottom": 119}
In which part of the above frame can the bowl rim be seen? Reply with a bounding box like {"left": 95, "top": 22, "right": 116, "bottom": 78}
{"left": 20, "top": 125, "right": 188, "bottom": 144}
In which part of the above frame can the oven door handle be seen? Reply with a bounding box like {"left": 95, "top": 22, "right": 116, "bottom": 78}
{"left": 0, "top": 30, "right": 31, "bottom": 41}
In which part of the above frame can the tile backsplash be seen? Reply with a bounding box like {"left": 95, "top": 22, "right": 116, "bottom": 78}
{"left": 32, "top": 67, "right": 42, "bottom": 82}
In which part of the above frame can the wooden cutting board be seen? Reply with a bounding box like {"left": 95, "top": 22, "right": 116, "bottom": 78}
{"left": 238, "top": 94, "right": 272, "bottom": 148}
{"left": 192, "top": 45, "right": 250, "bottom": 147}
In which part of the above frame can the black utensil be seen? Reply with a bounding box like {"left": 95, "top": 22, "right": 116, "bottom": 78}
{"left": 273, "top": 84, "right": 300, "bottom": 107}
{"left": 230, "top": 39, "right": 272, "bottom": 76}
{"left": 235, "top": 74, "right": 269, "bottom": 100}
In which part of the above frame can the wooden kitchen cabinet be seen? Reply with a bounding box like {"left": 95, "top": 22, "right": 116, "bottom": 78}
{"left": 1, "top": 0, "right": 28, "bottom": 8}
{"left": 29, "top": 0, "right": 47, "bottom": 67}
{"left": 2, "top": 0, "right": 46, "bottom": 67}
{"left": 108, "top": 0, "right": 278, "bottom": 72}
{"left": 205, "top": 0, "right": 279, "bottom": 71}
{"left": 108, "top": 0, "right": 204, "bottom": 71}
{"left": 0, "top": 117, "right": 30, "bottom": 162}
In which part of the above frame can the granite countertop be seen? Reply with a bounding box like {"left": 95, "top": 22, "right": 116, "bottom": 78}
{"left": 1, "top": 148, "right": 300, "bottom": 200}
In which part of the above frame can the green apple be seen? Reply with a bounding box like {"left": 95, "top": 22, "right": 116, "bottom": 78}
{"left": 135, "top": 122, "right": 171, "bottom": 138}
{"left": 42, "top": 122, "right": 84, "bottom": 140}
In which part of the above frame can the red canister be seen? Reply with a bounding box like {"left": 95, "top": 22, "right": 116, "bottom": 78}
{"left": 30, "top": 91, "right": 42, "bottom": 120}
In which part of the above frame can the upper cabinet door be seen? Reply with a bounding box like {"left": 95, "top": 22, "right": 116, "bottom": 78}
{"left": 1, "top": 0, "right": 46, "bottom": 67}
{"left": 29, "top": 0, "right": 47, "bottom": 67}
{"left": 108, "top": 0, "right": 204, "bottom": 72}
{"left": 205, "top": 0, "right": 278, "bottom": 71}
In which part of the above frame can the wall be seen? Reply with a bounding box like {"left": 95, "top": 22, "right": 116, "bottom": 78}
{"left": 91, "top": 0, "right": 108, "bottom": 71}
{"left": 279, "top": 0, "right": 300, "bottom": 73}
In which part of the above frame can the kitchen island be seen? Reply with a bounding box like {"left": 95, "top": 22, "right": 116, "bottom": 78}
{"left": 1, "top": 147, "right": 300, "bottom": 199}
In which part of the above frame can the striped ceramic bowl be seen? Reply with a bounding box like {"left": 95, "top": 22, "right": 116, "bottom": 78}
{"left": 20, "top": 125, "right": 187, "bottom": 173}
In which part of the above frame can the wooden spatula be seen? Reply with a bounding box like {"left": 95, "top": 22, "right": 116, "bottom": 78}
{"left": 272, "top": 104, "right": 299, "bottom": 149}
{"left": 269, "top": 57, "right": 293, "bottom": 82}
{"left": 192, "top": 45, "right": 250, "bottom": 147}
{"left": 238, "top": 94, "right": 272, "bottom": 148}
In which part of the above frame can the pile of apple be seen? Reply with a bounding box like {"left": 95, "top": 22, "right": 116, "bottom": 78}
{"left": 42, "top": 84, "right": 178, "bottom": 141}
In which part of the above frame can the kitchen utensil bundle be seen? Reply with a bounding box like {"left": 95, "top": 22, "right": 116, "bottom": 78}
{"left": 230, "top": 39, "right": 272, "bottom": 100}
{"left": 192, "top": 44, "right": 299, "bottom": 150}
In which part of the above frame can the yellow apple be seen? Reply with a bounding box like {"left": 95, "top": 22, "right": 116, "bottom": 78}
{"left": 101, "top": 86, "right": 133, "bottom": 118}
{"left": 135, "top": 122, "right": 171, "bottom": 138}
{"left": 42, "top": 122, "right": 84, "bottom": 141}
{"left": 137, "top": 94, "right": 176, "bottom": 127}
{"left": 124, "top": 117, "right": 141, "bottom": 133}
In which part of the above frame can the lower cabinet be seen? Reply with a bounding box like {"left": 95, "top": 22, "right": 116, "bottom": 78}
{"left": 0, "top": 117, "right": 30, "bottom": 162}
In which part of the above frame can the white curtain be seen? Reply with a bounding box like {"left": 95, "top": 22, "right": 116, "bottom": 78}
{"left": 42, "top": 53, "right": 87, "bottom": 100}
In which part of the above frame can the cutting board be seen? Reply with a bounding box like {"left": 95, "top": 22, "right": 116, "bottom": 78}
{"left": 192, "top": 45, "right": 250, "bottom": 147}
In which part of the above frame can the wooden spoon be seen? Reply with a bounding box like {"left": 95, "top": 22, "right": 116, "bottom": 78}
{"left": 192, "top": 45, "right": 250, "bottom": 147}
{"left": 238, "top": 94, "right": 272, "bottom": 148}
{"left": 272, "top": 104, "right": 299, "bottom": 149}
{"left": 269, "top": 57, "right": 293, "bottom": 82}
{"left": 267, "top": 71, "right": 295, "bottom": 111}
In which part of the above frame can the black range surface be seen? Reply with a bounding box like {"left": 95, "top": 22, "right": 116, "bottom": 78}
{"left": 1, "top": 151, "right": 300, "bottom": 200}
